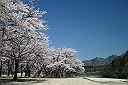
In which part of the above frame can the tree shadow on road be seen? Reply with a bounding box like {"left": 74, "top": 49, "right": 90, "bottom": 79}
{"left": 0, "top": 78, "right": 47, "bottom": 85}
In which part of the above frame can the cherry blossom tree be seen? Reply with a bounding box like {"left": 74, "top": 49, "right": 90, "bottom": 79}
{"left": 0, "top": 0, "right": 84, "bottom": 79}
{"left": 44, "top": 48, "right": 84, "bottom": 78}
{"left": 0, "top": 0, "right": 48, "bottom": 80}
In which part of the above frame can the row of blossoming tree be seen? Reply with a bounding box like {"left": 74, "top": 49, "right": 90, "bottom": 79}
{"left": 0, "top": 0, "right": 84, "bottom": 80}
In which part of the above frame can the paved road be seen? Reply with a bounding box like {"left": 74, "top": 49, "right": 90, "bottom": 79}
{"left": 0, "top": 78, "right": 128, "bottom": 85}
{"left": 41, "top": 78, "right": 128, "bottom": 85}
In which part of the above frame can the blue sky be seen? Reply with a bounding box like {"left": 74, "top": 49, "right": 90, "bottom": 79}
{"left": 39, "top": 0, "right": 128, "bottom": 60}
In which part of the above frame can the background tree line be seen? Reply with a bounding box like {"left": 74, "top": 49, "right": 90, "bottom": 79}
{"left": 82, "top": 50, "right": 128, "bottom": 79}
{"left": 101, "top": 51, "right": 128, "bottom": 79}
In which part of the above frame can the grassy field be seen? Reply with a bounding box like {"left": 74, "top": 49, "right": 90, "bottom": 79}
{"left": 0, "top": 77, "right": 127, "bottom": 85}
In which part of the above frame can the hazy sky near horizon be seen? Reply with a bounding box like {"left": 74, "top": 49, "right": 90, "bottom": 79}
{"left": 39, "top": 0, "right": 128, "bottom": 60}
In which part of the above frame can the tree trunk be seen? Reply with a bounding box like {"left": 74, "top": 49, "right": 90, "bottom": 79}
{"left": 0, "top": 61, "right": 2, "bottom": 77}
{"left": 28, "top": 69, "right": 31, "bottom": 77}
{"left": 21, "top": 64, "right": 23, "bottom": 77}
{"left": 7, "top": 60, "right": 11, "bottom": 76}
{"left": 25, "top": 70, "right": 27, "bottom": 77}
{"left": 13, "top": 59, "right": 19, "bottom": 80}
{"left": 25, "top": 63, "right": 31, "bottom": 77}
{"left": 37, "top": 70, "right": 41, "bottom": 77}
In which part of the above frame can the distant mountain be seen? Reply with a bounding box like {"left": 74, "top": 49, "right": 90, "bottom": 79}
{"left": 83, "top": 55, "right": 118, "bottom": 66}
{"left": 104, "top": 55, "right": 118, "bottom": 64}
{"left": 83, "top": 57, "right": 105, "bottom": 66}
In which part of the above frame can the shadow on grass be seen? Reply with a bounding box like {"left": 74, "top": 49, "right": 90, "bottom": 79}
{"left": 0, "top": 78, "right": 47, "bottom": 85}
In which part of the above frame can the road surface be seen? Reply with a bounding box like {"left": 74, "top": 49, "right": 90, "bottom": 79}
{"left": 0, "top": 77, "right": 127, "bottom": 85}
